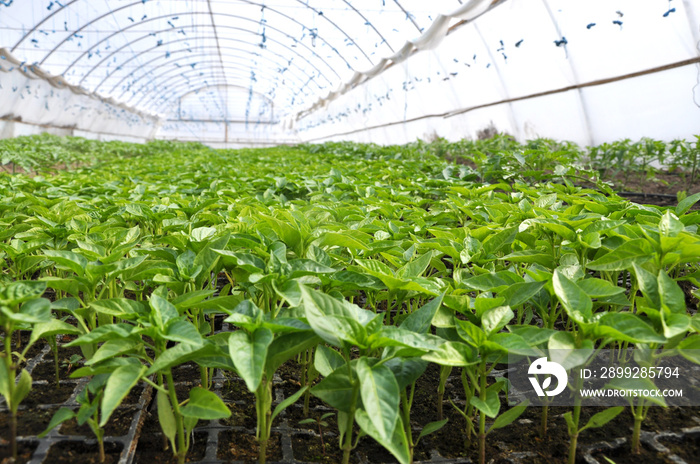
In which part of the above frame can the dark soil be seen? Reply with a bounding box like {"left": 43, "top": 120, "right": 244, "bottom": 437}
{"left": 220, "top": 375, "right": 256, "bottom": 403}
{"left": 285, "top": 405, "right": 338, "bottom": 432}
{"left": 30, "top": 357, "right": 82, "bottom": 382}
{"left": 221, "top": 401, "right": 257, "bottom": 429}
{"left": 656, "top": 432, "right": 700, "bottom": 463}
{"left": 22, "top": 382, "right": 76, "bottom": 406}
{"left": 59, "top": 407, "right": 137, "bottom": 437}
{"left": 0, "top": 408, "right": 58, "bottom": 437}
{"left": 133, "top": 431, "right": 207, "bottom": 463}
{"left": 9, "top": 331, "right": 45, "bottom": 363}
{"left": 589, "top": 440, "right": 671, "bottom": 464}
{"left": 292, "top": 432, "right": 354, "bottom": 463}
{"left": 0, "top": 441, "right": 37, "bottom": 464}
{"left": 45, "top": 440, "right": 123, "bottom": 464}
{"left": 216, "top": 431, "right": 282, "bottom": 463}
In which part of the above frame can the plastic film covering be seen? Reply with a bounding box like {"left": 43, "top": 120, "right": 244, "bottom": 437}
{"left": 296, "top": 0, "right": 700, "bottom": 146}
{"left": 0, "top": 0, "right": 698, "bottom": 146}
{"left": 0, "top": 0, "right": 469, "bottom": 145}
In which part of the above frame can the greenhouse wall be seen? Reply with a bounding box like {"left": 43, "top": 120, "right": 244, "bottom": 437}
{"left": 295, "top": 0, "right": 700, "bottom": 147}
{"left": 0, "top": 51, "right": 159, "bottom": 142}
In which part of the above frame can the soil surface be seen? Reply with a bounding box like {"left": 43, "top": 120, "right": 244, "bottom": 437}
{"left": 0, "top": 441, "right": 37, "bottom": 464}
{"left": 133, "top": 431, "right": 208, "bottom": 464}
{"left": 216, "top": 431, "right": 282, "bottom": 463}
{"left": 45, "top": 440, "right": 122, "bottom": 464}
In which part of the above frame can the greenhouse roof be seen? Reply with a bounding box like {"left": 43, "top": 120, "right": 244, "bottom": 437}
{"left": 0, "top": 0, "right": 477, "bottom": 122}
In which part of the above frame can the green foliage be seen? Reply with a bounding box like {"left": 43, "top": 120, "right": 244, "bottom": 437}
{"left": 0, "top": 134, "right": 699, "bottom": 464}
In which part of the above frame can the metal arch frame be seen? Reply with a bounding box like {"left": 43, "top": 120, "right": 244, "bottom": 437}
{"left": 122, "top": 56, "right": 311, "bottom": 108}
{"left": 103, "top": 42, "right": 324, "bottom": 106}
{"left": 175, "top": 83, "right": 277, "bottom": 121}
{"left": 153, "top": 79, "right": 287, "bottom": 115}
{"left": 115, "top": 47, "right": 317, "bottom": 102}
{"left": 149, "top": 72, "right": 301, "bottom": 113}
{"left": 135, "top": 65, "right": 312, "bottom": 112}
{"left": 10, "top": 0, "right": 82, "bottom": 51}
{"left": 391, "top": 0, "right": 422, "bottom": 32}
{"left": 152, "top": 77, "right": 280, "bottom": 116}
{"left": 119, "top": 57, "right": 308, "bottom": 108}
{"left": 12, "top": 0, "right": 422, "bottom": 71}
{"left": 284, "top": 0, "right": 373, "bottom": 65}
{"left": 81, "top": 18, "right": 339, "bottom": 92}
{"left": 54, "top": 9, "right": 352, "bottom": 80}
{"left": 336, "top": 0, "right": 395, "bottom": 54}
{"left": 178, "top": 83, "right": 273, "bottom": 104}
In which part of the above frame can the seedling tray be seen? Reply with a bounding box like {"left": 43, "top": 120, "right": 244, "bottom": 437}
{"left": 0, "top": 338, "right": 152, "bottom": 464}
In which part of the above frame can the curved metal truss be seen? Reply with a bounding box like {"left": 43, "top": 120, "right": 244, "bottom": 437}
{"left": 2, "top": 0, "right": 460, "bottom": 119}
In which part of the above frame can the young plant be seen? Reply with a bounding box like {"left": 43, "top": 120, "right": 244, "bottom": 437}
{"left": 226, "top": 299, "right": 320, "bottom": 464}
{"left": 299, "top": 412, "right": 335, "bottom": 456}
{"left": 304, "top": 286, "right": 444, "bottom": 464}
{"left": 0, "top": 281, "right": 53, "bottom": 461}
{"left": 39, "top": 373, "right": 130, "bottom": 463}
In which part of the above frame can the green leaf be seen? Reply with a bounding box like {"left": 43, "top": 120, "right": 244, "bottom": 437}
{"left": 606, "top": 377, "right": 667, "bottom": 406}
{"left": 579, "top": 407, "right": 624, "bottom": 432}
{"left": 228, "top": 328, "right": 272, "bottom": 392}
{"left": 469, "top": 384, "right": 501, "bottom": 418}
{"left": 11, "top": 370, "right": 32, "bottom": 413}
{"left": 310, "top": 368, "right": 354, "bottom": 413}
{"left": 265, "top": 330, "right": 320, "bottom": 376}
{"left": 86, "top": 339, "right": 140, "bottom": 365}
{"left": 482, "top": 227, "right": 517, "bottom": 255}
{"left": 563, "top": 411, "right": 577, "bottom": 437}
{"left": 355, "top": 409, "right": 410, "bottom": 464}
{"left": 595, "top": 313, "right": 666, "bottom": 344}
{"left": 587, "top": 239, "right": 654, "bottom": 271}
{"left": 271, "top": 386, "right": 308, "bottom": 423}
{"left": 577, "top": 279, "right": 625, "bottom": 298}
{"left": 356, "top": 358, "right": 400, "bottom": 441}
{"left": 481, "top": 305, "right": 514, "bottom": 335}
{"left": 90, "top": 298, "right": 144, "bottom": 317}
{"left": 180, "top": 387, "right": 231, "bottom": 420}
{"left": 164, "top": 320, "right": 203, "bottom": 346}
{"left": 100, "top": 364, "right": 145, "bottom": 426}
{"left": 38, "top": 408, "right": 76, "bottom": 438}
{"left": 422, "top": 341, "right": 475, "bottom": 367}
{"left": 499, "top": 281, "right": 546, "bottom": 308}
{"left": 314, "top": 345, "right": 345, "bottom": 377}
{"left": 0, "top": 281, "right": 47, "bottom": 306}
{"left": 29, "top": 319, "right": 81, "bottom": 348}
{"left": 149, "top": 294, "right": 179, "bottom": 330}
{"left": 314, "top": 232, "right": 369, "bottom": 251}
{"left": 44, "top": 250, "right": 88, "bottom": 277}
{"left": 676, "top": 191, "right": 700, "bottom": 216}
{"left": 659, "top": 211, "right": 683, "bottom": 237}
{"left": 553, "top": 269, "right": 592, "bottom": 323}
{"left": 417, "top": 418, "right": 448, "bottom": 441}
{"left": 397, "top": 252, "right": 432, "bottom": 279}
{"left": 17, "top": 298, "right": 52, "bottom": 324}
{"left": 489, "top": 401, "right": 529, "bottom": 432}
{"left": 658, "top": 271, "right": 686, "bottom": 314}
{"left": 157, "top": 389, "right": 177, "bottom": 445}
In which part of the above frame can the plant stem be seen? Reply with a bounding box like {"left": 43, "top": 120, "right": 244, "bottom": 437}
{"left": 5, "top": 330, "right": 17, "bottom": 461}
{"left": 540, "top": 404, "right": 548, "bottom": 438}
{"left": 165, "top": 370, "right": 186, "bottom": 464}
{"left": 437, "top": 365, "right": 451, "bottom": 421}
{"left": 342, "top": 383, "right": 359, "bottom": 464}
{"left": 631, "top": 401, "right": 645, "bottom": 454}
{"left": 478, "top": 362, "right": 487, "bottom": 464}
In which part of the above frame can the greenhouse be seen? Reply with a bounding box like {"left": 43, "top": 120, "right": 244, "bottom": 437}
{"left": 1, "top": 1, "right": 700, "bottom": 464}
